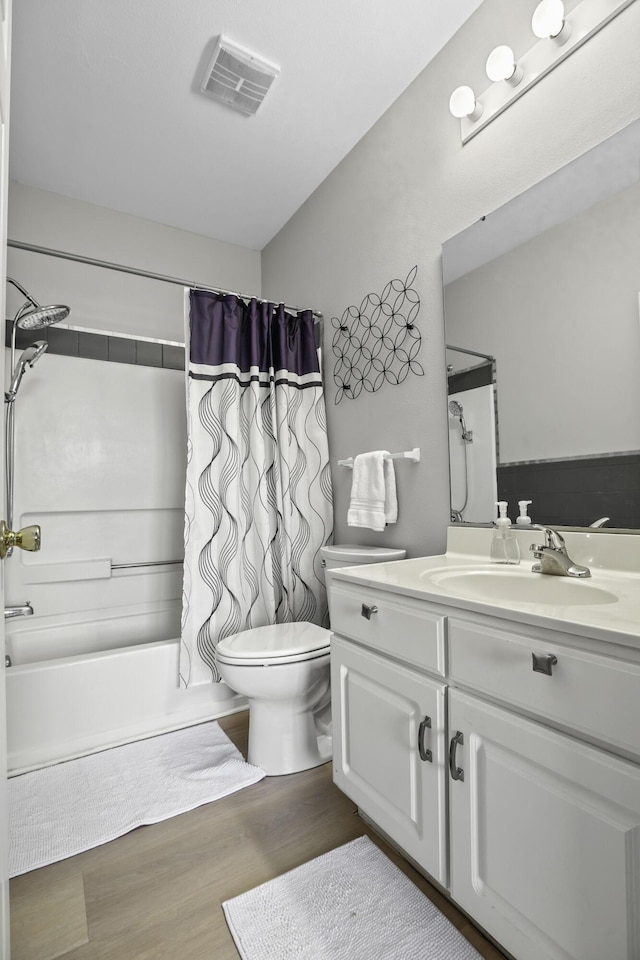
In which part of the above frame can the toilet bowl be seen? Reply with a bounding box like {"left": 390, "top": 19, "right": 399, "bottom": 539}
{"left": 215, "top": 544, "right": 406, "bottom": 776}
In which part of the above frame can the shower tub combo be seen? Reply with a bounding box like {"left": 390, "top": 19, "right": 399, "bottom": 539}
{"left": 5, "top": 611, "right": 242, "bottom": 775}
{"left": 3, "top": 276, "right": 243, "bottom": 775}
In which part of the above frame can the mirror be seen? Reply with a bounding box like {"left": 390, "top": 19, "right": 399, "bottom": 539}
{"left": 442, "top": 118, "right": 640, "bottom": 531}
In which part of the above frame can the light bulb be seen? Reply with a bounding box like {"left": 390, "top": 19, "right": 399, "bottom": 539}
{"left": 531, "top": 0, "right": 571, "bottom": 44}
{"left": 485, "top": 45, "right": 523, "bottom": 86}
{"left": 448, "top": 86, "right": 482, "bottom": 121}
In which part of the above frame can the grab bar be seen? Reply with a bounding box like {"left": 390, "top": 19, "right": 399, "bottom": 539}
{"left": 111, "top": 560, "right": 183, "bottom": 570}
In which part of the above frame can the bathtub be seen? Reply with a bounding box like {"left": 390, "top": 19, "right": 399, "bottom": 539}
{"left": 5, "top": 631, "right": 245, "bottom": 775}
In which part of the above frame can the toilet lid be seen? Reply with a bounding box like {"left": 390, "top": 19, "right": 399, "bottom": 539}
{"left": 321, "top": 544, "right": 406, "bottom": 564}
{"left": 215, "top": 622, "right": 331, "bottom": 665}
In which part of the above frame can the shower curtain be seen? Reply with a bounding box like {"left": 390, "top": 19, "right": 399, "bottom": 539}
{"left": 180, "top": 289, "right": 333, "bottom": 686}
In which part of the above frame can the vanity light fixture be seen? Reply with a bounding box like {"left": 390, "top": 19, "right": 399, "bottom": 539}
{"left": 485, "top": 46, "right": 523, "bottom": 86}
{"left": 531, "top": 0, "right": 572, "bottom": 44}
{"left": 448, "top": 85, "right": 482, "bottom": 121}
{"left": 449, "top": 0, "right": 635, "bottom": 145}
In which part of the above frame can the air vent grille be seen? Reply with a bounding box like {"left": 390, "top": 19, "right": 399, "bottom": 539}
{"left": 201, "top": 37, "right": 279, "bottom": 116}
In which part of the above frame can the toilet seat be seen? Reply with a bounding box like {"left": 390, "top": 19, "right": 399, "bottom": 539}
{"left": 215, "top": 622, "right": 330, "bottom": 667}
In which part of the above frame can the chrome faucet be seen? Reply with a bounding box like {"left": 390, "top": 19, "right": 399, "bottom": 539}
{"left": 4, "top": 601, "right": 34, "bottom": 620}
{"left": 529, "top": 526, "right": 591, "bottom": 578}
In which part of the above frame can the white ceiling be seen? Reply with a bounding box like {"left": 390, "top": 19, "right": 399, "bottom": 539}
{"left": 9, "top": 0, "right": 483, "bottom": 251}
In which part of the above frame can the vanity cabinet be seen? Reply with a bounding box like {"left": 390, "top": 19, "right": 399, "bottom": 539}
{"left": 329, "top": 580, "right": 448, "bottom": 886}
{"left": 329, "top": 572, "right": 640, "bottom": 960}
{"left": 449, "top": 688, "right": 640, "bottom": 960}
{"left": 331, "top": 636, "right": 448, "bottom": 885}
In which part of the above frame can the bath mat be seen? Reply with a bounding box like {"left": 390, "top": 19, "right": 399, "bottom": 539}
{"left": 9, "top": 720, "right": 265, "bottom": 877}
{"left": 222, "top": 835, "right": 482, "bottom": 960}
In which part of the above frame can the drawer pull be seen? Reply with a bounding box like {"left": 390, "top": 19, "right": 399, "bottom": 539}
{"left": 532, "top": 652, "right": 558, "bottom": 676}
{"left": 418, "top": 716, "right": 433, "bottom": 762}
{"left": 361, "top": 603, "right": 378, "bottom": 620}
{"left": 449, "top": 731, "right": 464, "bottom": 782}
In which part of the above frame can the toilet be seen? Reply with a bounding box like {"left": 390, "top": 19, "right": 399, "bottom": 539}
{"left": 215, "top": 544, "right": 406, "bottom": 776}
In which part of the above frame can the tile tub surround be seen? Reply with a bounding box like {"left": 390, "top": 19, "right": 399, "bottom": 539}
{"left": 326, "top": 525, "right": 640, "bottom": 649}
{"left": 497, "top": 453, "right": 640, "bottom": 530}
{"left": 5, "top": 319, "right": 185, "bottom": 370}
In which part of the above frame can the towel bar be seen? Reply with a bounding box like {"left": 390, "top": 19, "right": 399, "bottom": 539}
{"left": 337, "top": 447, "right": 420, "bottom": 468}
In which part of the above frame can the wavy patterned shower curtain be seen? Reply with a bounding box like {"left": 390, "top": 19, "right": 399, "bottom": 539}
{"left": 180, "top": 289, "right": 333, "bottom": 687}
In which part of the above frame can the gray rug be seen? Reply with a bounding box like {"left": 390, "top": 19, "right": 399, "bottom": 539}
{"left": 9, "top": 720, "right": 264, "bottom": 876}
{"left": 223, "top": 835, "right": 482, "bottom": 960}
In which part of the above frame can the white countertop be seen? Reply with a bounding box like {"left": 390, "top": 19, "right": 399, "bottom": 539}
{"left": 327, "top": 527, "right": 640, "bottom": 650}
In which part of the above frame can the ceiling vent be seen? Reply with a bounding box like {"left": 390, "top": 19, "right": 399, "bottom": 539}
{"left": 200, "top": 37, "right": 280, "bottom": 116}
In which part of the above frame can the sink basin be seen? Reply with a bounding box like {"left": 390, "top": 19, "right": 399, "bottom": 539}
{"left": 425, "top": 568, "right": 619, "bottom": 606}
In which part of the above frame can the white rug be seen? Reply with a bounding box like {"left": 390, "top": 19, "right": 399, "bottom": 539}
{"left": 223, "top": 835, "right": 482, "bottom": 960}
{"left": 9, "top": 720, "right": 265, "bottom": 877}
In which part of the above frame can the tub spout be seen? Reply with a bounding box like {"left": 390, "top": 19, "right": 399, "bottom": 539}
{"left": 4, "top": 601, "right": 34, "bottom": 620}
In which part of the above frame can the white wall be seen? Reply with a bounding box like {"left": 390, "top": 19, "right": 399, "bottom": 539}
{"left": 261, "top": 0, "right": 640, "bottom": 557}
{"left": 7, "top": 182, "right": 261, "bottom": 342}
{"left": 4, "top": 353, "right": 186, "bottom": 662}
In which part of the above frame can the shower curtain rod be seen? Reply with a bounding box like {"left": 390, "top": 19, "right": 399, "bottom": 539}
{"left": 446, "top": 343, "right": 494, "bottom": 362}
{"left": 7, "top": 239, "right": 323, "bottom": 321}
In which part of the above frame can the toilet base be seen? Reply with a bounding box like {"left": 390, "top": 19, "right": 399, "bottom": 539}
{"left": 247, "top": 697, "right": 332, "bottom": 776}
{"left": 216, "top": 650, "right": 332, "bottom": 776}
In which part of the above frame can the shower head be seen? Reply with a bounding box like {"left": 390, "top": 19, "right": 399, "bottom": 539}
{"left": 16, "top": 303, "right": 69, "bottom": 329}
{"left": 6, "top": 278, "right": 69, "bottom": 392}
{"left": 6, "top": 341, "right": 49, "bottom": 400}
{"left": 7, "top": 277, "right": 70, "bottom": 330}
{"left": 449, "top": 400, "right": 463, "bottom": 417}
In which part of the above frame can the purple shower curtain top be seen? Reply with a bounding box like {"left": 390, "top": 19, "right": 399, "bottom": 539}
{"left": 189, "top": 290, "right": 320, "bottom": 379}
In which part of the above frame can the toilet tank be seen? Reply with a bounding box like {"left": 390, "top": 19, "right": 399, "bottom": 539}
{"left": 320, "top": 544, "right": 406, "bottom": 571}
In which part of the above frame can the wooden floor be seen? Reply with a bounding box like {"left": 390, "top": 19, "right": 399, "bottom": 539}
{"left": 10, "top": 712, "right": 507, "bottom": 960}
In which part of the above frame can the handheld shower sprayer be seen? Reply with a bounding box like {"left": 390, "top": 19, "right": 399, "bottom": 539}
{"left": 448, "top": 398, "right": 473, "bottom": 522}
{"left": 448, "top": 399, "right": 473, "bottom": 442}
{"left": 6, "top": 341, "right": 49, "bottom": 401}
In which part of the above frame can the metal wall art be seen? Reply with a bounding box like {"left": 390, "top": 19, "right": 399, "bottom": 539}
{"left": 331, "top": 265, "right": 423, "bottom": 403}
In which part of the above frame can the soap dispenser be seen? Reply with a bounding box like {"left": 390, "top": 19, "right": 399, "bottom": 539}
{"left": 490, "top": 501, "right": 520, "bottom": 564}
{"left": 516, "top": 500, "right": 532, "bottom": 525}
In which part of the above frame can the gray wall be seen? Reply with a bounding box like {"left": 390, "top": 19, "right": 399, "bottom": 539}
{"left": 7, "top": 182, "right": 261, "bottom": 342}
{"left": 445, "top": 180, "right": 640, "bottom": 464}
{"left": 261, "top": 0, "right": 640, "bottom": 558}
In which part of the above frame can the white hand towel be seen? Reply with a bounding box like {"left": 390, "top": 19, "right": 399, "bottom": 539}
{"left": 347, "top": 451, "right": 398, "bottom": 532}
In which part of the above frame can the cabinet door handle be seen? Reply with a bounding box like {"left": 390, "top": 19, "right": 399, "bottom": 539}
{"left": 418, "top": 716, "right": 432, "bottom": 762}
{"left": 532, "top": 652, "right": 558, "bottom": 676}
{"left": 449, "top": 731, "right": 464, "bottom": 781}
{"left": 361, "top": 603, "right": 378, "bottom": 620}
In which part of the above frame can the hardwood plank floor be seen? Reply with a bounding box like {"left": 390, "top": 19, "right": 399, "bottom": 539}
{"left": 10, "top": 713, "right": 506, "bottom": 960}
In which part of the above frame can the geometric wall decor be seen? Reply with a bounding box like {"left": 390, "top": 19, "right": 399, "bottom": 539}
{"left": 331, "top": 265, "right": 423, "bottom": 403}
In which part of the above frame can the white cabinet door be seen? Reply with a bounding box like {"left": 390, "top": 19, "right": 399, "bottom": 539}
{"left": 331, "top": 635, "right": 447, "bottom": 886}
{"left": 449, "top": 689, "right": 640, "bottom": 960}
